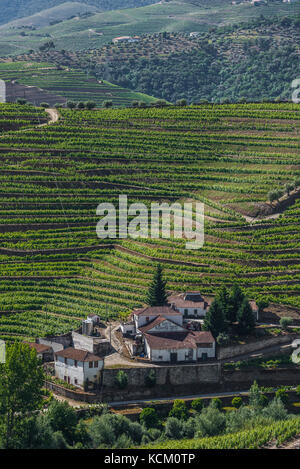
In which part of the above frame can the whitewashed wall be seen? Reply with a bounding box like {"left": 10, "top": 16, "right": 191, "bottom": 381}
{"left": 147, "top": 320, "right": 185, "bottom": 333}
{"left": 176, "top": 306, "right": 207, "bottom": 318}
{"left": 135, "top": 313, "right": 183, "bottom": 329}
{"left": 0, "top": 80, "right": 6, "bottom": 103}
{"left": 121, "top": 323, "right": 136, "bottom": 335}
{"left": 197, "top": 343, "right": 215, "bottom": 359}
{"left": 148, "top": 347, "right": 197, "bottom": 362}
{"left": 55, "top": 356, "right": 103, "bottom": 387}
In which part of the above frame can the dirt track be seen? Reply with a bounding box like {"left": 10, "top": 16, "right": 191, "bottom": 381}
{"left": 43, "top": 108, "right": 59, "bottom": 125}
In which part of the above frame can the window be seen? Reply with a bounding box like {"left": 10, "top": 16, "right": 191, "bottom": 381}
{"left": 74, "top": 379, "right": 78, "bottom": 385}
{"left": 194, "top": 309, "right": 197, "bottom": 314}
{"left": 89, "top": 361, "right": 93, "bottom": 368}
{"left": 64, "top": 376, "right": 67, "bottom": 381}
{"left": 94, "top": 361, "right": 98, "bottom": 368}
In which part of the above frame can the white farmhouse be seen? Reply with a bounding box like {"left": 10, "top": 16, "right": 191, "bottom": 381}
{"left": 54, "top": 348, "right": 104, "bottom": 389}
{"left": 167, "top": 291, "right": 211, "bottom": 319}
{"left": 112, "top": 36, "right": 140, "bottom": 44}
{"left": 133, "top": 305, "right": 183, "bottom": 330}
{"left": 120, "top": 320, "right": 136, "bottom": 336}
{"left": 140, "top": 317, "right": 215, "bottom": 363}
{"left": 121, "top": 303, "right": 215, "bottom": 363}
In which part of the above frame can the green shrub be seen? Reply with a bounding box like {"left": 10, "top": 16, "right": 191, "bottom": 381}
{"left": 139, "top": 408, "right": 159, "bottom": 429}
{"left": 275, "top": 389, "right": 289, "bottom": 406}
{"left": 176, "top": 99, "right": 187, "bottom": 106}
{"left": 144, "top": 369, "right": 156, "bottom": 388}
{"left": 169, "top": 400, "right": 189, "bottom": 421}
{"left": 195, "top": 405, "right": 226, "bottom": 437}
{"left": 232, "top": 397, "right": 243, "bottom": 409}
{"left": 165, "top": 417, "right": 183, "bottom": 439}
{"left": 182, "top": 417, "right": 196, "bottom": 438}
{"left": 191, "top": 398, "right": 204, "bottom": 413}
{"left": 262, "top": 397, "right": 288, "bottom": 421}
{"left": 103, "top": 100, "right": 113, "bottom": 108}
{"left": 260, "top": 394, "right": 269, "bottom": 408}
{"left": 66, "top": 101, "right": 76, "bottom": 109}
{"left": 85, "top": 101, "right": 96, "bottom": 110}
{"left": 280, "top": 317, "right": 293, "bottom": 330}
{"left": 88, "top": 413, "right": 143, "bottom": 448}
{"left": 217, "top": 333, "right": 230, "bottom": 346}
{"left": 210, "top": 398, "right": 222, "bottom": 411}
{"left": 115, "top": 370, "right": 128, "bottom": 389}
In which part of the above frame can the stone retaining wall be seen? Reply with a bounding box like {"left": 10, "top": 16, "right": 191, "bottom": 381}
{"left": 218, "top": 333, "right": 300, "bottom": 360}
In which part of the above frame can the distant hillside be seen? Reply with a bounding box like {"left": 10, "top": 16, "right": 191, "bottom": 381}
{"left": 0, "top": 61, "right": 158, "bottom": 106}
{"left": 16, "top": 13, "right": 300, "bottom": 103}
{"left": 0, "top": 0, "right": 298, "bottom": 56}
{"left": 83, "top": 14, "right": 300, "bottom": 103}
{"left": 1, "top": 2, "right": 101, "bottom": 29}
{"left": 0, "top": 0, "right": 157, "bottom": 26}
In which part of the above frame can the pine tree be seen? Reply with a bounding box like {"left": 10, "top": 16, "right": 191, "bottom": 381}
{"left": 228, "top": 284, "right": 245, "bottom": 323}
{"left": 146, "top": 264, "right": 167, "bottom": 306}
{"left": 237, "top": 298, "right": 256, "bottom": 335}
{"left": 203, "top": 298, "right": 227, "bottom": 338}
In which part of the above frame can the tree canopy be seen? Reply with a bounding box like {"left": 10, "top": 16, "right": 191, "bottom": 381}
{"left": 0, "top": 342, "right": 44, "bottom": 448}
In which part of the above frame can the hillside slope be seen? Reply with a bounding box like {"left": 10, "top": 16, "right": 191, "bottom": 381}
{"left": 0, "top": 62, "right": 158, "bottom": 106}
{"left": 20, "top": 14, "right": 300, "bottom": 103}
{"left": 0, "top": 0, "right": 298, "bottom": 56}
{"left": 0, "top": 102, "right": 299, "bottom": 341}
{"left": 0, "top": 0, "right": 157, "bottom": 26}
{"left": 0, "top": 2, "right": 101, "bottom": 29}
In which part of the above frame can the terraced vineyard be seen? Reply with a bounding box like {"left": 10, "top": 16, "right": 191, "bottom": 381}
{"left": 0, "top": 62, "right": 157, "bottom": 106}
{"left": 142, "top": 417, "right": 300, "bottom": 449}
{"left": 0, "top": 103, "right": 48, "bottom": 132}
{"left": 0, "top": 102, "right": 299, "bottom": 342}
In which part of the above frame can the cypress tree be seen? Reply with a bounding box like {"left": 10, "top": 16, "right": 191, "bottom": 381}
{"left": 228, "top": 284, "right": 245, "bottom": 323}
{"left": 215, "top": 286, "right": 230, "bottom": 323}
{"left": 146, "top": 264, "right": 168, "bottom": 306}
{"left": 203, "top": 298, "right": 227, "bottom": 338}
{"left": 237, "top": 298, "right": 256, "bottom": 335}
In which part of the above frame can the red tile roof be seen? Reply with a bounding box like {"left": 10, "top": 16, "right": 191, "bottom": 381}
{"left": 139, "top": 316, "right": 185, "bottom": 334}
{"left": 168, "top": 293, "right": 211, "bottom": 309}
{"left": 144, "top": 330, "right": 214, "bottom": 350}
{"left": 249, "top": 300, "right": 258, "bottom": 313}
{"left": 55, "top": 348, "right": 103, "bottom": 362}
{"left": 25, "top": 342, "right": 52, "bottom": 353}
{"left": 133, "top": 306, "right": 181, "bottom": 317}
